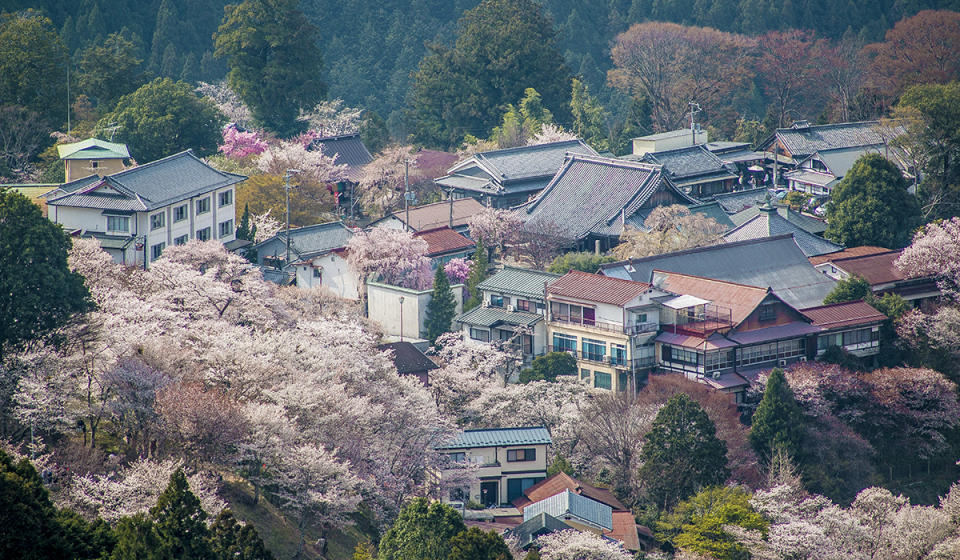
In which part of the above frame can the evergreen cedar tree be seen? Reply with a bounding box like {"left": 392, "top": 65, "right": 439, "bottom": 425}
{"left": 426, "top": 264, "right": 457, "bottom": 345}
{"left": 98, "top": 78, "right": 225, "bottom": 164}
{"left": 214, "top": 0, "right": 325, "bottom": 136}
{"left": 823, "top": 275, "right": 872, "bottom": 305}
{"left": 377, "top": 498, "right": 467, "bottom": 560}
{"left": 77, "top": 32, "right": 147, "bottom": 109}
{"left": 464, "top": 238, "right": 489, "bottom": 311}
{"left": 547, "top": 251, "right": 616, "bottom": 274}
{"left": 0, "top": 190, "right": 92, "bottom": 358}
{"left": 0, "top": 11, "right": 67, "bottom": 127}
{"left": 519, "top": 352, "right": 578, "bottom": 383}
{"left": 749, "top": 368, "right": 805, "bottom": 463}
{"left": 655, "top": 485, "right": 767, "bottom": 559}
{"left": 447, "top": 527, "right": 512, "bottom": 560}
{"left": 638, "top": 393, "right": 730, "bottom": 510}
{"left": 824, "top": 153, "right": 921, "bottom": 249}
{"left": 406, "top": 0, "right": 572, "bottom": 149}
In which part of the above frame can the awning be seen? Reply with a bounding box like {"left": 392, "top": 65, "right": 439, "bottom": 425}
{"left": 726, "top": 322, "right": 821, "bottom": 345}
{"left": 747, "top": 165, "right": 764, "bottom": 172}
{"left": 655, "top": 331, "right": 737, "bottom": 350}
{"left": 662, "top": 294, "right": 711, "bottom": 309}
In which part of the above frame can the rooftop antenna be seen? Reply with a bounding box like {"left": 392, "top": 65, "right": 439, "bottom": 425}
{"left": 688, "top": 101, "right": 702, "bottom": 146}
{"left": 284, "top": 169, "right": 301, "bottom": 267}
{"left": 103, "top": 122, "right": 120, "bottom": 141}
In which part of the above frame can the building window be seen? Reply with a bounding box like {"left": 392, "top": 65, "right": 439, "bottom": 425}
{"left": 446, "top": 452, "right": 466, "bottom": 464}
{"left": 106, "top": 215, "right": 129, "bottom": 233}
{"left": 758, "top": 303, "right": 777, "bottom": 322}
{"left": 552, "top": 332, "right": 577, "bottom": 353}
{"left": 580, "top": 368, "right": 591, "bottom": 380}
{"left": 196, "top": 227, "right": 211, "bottom": 241}
{"left": 842, "top": 328, "right": 874, "bottom": 347}
{"left": 736, "top": 342, "right": 779, "bottom": 366}
{"left": 91, "top": 161, "right": 99, "bottom": 169}
{"left": 173, "top": 204, "right": 188, "bottom": 222}
{"left": 196, "top": 197, "right": 210, "bottom": 215}
{"left": 470, "top": 328, "right": 490, "bottom": 342}
{"left": 174, "top": 234, "right": 189, "bottom": 246}
{"left": 490, "top": 294, "right": 508, "bottom": 307}
{"left": 516, "top": 299, "right": 530, "bottom": 312}
{"left": 507, "top": 477, "right": 545, "bottom": 503}
{"left": 313, "top": 268, "right": 322, "bottom": 279}
{"left": 150, "top": 212, "right": 164, "bottom": 230}
{"left": 662, "top": 345, "right": 700, "bottom": 366}
{"left": 594, "top": 371, "right": 612, "bottom": 390}
{"left": 218, "top": 189, "right": 233, "bottom": 207}
{"left": 550, "top": 302, "right": 595, "bottom": 325}
{"left": 219, "top": 219, "right": 234, "bottom": 237}
{"left": 705, "top": 350, "right": 735, "bottom": 372}
{"left": 611, "top": 343, "right": 626, "bottom": 366}
{"left": 507, "top": 448, "right": 536, "bottom": 462}
{"left": 778, "top": 338, "right": 805, "bottom": 358}
{"left": 582, "top": 338, "right": 606, "bottom": 362}
{"left": 150, "top": 242, "right": 165, "bottom": 261}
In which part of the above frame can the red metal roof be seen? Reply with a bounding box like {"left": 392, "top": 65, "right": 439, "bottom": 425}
{"left": 414, "top": 226, "right": 475, "bottom": 256}
{"left": 828, "top": 251, "right": 904, "bottom": 285}
{"left": 547, "top": 270, "right": 651, "bottom": 306}
{"left": 802, "top": 300, "right": 887, "bottom": 329}
{"left": 606, "top": 511, "right": 641, "bottom": 551}
{"left": 393, "top": 198, "right": 486, "bottom": 231}
{"left": 654, "top": 270, "right": 770, "bottom": 325}
{"left": 512, "top": 472, "right": 628, "bottom": 512}
{"left": 808, "top": 245, "right": 891, "bottom": 265}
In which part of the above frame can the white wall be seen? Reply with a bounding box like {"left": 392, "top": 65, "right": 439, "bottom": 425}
{"left": 368, "top": 281, "right": 464, "bottom": 340}
{"left": 295, "top": 252, "right": 360, "bottom": 300}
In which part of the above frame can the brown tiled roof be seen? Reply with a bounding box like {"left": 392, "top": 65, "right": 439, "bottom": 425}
{"left": 653, "top": 270, "right": 770, "bottom": 325}
{"left": 828, "top": 251, "right": 904, "bottom": 285}
{"left": 547, "top": 271, "right": 651, "bottom": 306}
{"left": 512, "top": 472, "right": 628, "bottom": 512}
{"left": 415, "top": 226, "right": 475, "bottom": 256}
{"left": 802, "top": 300, "right": 887, "bottom": 329}
{"left": 392, "top": 198, "right": 486, "bottom": 231}
{"left": 606, "top": 511, "right": 641, "bottom": 551}
{"left": 808, "top": 246, "right": 892, "bottom": 266}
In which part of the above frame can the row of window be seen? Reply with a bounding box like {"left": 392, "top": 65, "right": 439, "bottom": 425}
{"left": 578, "top": 368, "right": 630, "bottom": 391}
{"left": 489, "top": 294, "right": 541, "bottom": 312}
{"left": 663, "top": 339, "right": 807, "bottom": 369}
{"left": 149, "top": 190, "right": 233, "bottom": 231}
{"left": 148, "top": 220, "right": 234, "bottom": 261}
{"left": 817, "top": 328, "right": 879, "bottom": 350}
{"left": 444, "top": 448, "right": 537, "bottom": 464}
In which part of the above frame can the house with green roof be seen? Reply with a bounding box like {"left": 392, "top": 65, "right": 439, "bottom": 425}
{"left": 455, "top": 267, "right": 561, "bottom": 361}
{"left": 57, "top": 138, "right": 131, "bottom": 182}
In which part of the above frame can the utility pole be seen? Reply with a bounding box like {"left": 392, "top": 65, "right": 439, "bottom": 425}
{"left": 404, "top": 158, "right": 411, "bottom": 232}
{"left": 688, "top": 101, "right": 701, "bottom": 146}
{"left": 284, "top": 169, "right": 300, "bottom": 268}
{"left": 448, "top": 188, "right": 454, "bottom": 229}
{"left": 66, "top": 58, "right": 70, "bottom": 136}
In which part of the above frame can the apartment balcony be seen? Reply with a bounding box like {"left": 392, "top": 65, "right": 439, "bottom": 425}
{"left": 547, "top": 347, "right": 656, "bottom": 372}
{"left": 624, "top": 322, "right": 659, "bottom": 336}
{"left": 550, "top": 314, "right": 659, "bottom": 337}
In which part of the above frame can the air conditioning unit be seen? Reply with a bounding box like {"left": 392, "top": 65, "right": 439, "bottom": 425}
{"left": 778, "top": 359, "right": 788, "bottom": 367}
{"left": 799, "top": 357, "right": 808, "bottom": 362}
{"left": 712, "top": 372, "right": 721, "bottom": 379}
{"left": 506, "top": 305, "right": 514, "bottom": 312}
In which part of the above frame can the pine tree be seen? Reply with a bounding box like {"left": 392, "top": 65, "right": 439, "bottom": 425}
{"left": 638, "top": 393, "right": 730, "bottom": 510}
{"left": 426, "top": 264, "right": 457, "bottom": 345}
{"left": 208, "top": 510, "right": 273, "bottom": 560}
{"left": 236, "top": 204, "right": 252, "bottom": 240}
{"left": 149, "top": 469, "right": 213, "bottom": 560}
{"left": 749, "top": 368, "right": 805, "bottom": 463}
{"left": 464, "top": 238, "right": 488, "bottom": 311}
{"left": 110, "top": 514, "right": 161, "bottom": 560}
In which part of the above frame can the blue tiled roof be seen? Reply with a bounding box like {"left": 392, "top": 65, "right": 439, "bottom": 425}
{"left": 436, "top": 426, "right": 552, "bottom": 450}
{"left": 477, "top": 267, "right": 560, "bottom": 299}
{"left": 522, "top": 489, "right": 613, "bottom": 531}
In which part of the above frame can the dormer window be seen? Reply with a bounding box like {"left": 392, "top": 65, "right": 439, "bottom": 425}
{"left": 759, "top": 303, "right": 776, "bottom": 322}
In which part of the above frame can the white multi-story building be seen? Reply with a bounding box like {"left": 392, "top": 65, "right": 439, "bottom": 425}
{"left": 44, "top": 150, "right": 246, "bottom": 266}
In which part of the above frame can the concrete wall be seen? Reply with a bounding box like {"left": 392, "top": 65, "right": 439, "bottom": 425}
{"left": 295, "top": 252, "right": 360, "bottom": 300}
{"left": 368, "top": 280, "right": 464, "bottom": 340}
{"left": 632, "top": 129, "right": 708, "bottom": 157}
{"left": 65, "top": 158, "right": 125, "bottom": 182}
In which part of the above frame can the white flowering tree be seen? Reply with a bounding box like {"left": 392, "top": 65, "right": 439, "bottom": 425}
{"left": 536, "top": 529, "right": 634, "bottom": 560}
{"left": 467, "top": 207, "right": 525, "bottom": 254}
{"left": 256, "top": 140, "right": 348, "bottom": 186}
{"left": 357, "top": 145, "right": 420, "bottom": 217}
{"left": 346, "top": 226, "right": 432, "bottom": 290}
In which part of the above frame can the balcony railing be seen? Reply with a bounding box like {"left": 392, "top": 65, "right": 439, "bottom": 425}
{"left": 551, "top": 315, "right": 660, "bottom": 337}
{"left": 625, "top": 322, "right": 659, "bottom": 336}
{"left": 547, "top": 347, "right": 656, "bottom": 371}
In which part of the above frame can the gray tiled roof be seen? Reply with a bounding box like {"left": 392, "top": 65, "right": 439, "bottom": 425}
{"left": 436, "top": 426, "right": 552, "bottom": 450}
{"left": 503, "top": 513, "right": 573, "bottom": 550}
{"left": 638, "top": 145, "right": 737, "bottom": 182}
{"left": 455, "top": 306, "right": 543, "bottom": 328}
{"left": 783, "top": 169, "right": 838, "bottom": 188}
{"left": 478, "top": 267, "right": 561, "bottom": 299}
{"left": 687, "top": 201, "right": 735, "bottom": 230}
{"left": 253, "top": 221, "right": 353, "bottom": 266}
{"left": 523, "top": 490, "right": 613, "bottom": 531}
{"left": 436, "top": 140, "right": 597, "bottom": 195}
{"left": 48, "top": 151, "right": 246, "bottom": 211}
{"left": 710, "top": 187, "right": 770, "bottom": 213}
{"left": 772, "top": 121, "right": 903, "bottom": 159}
{"left": 521, "top": 155, "right": 697, "bottom": 241}
{"left": 599, "top": 235, "right": 836, "bottom": 310}
{"left": 47, "top": 189, "right": 147, "bottom": 212}
{"left": 723, "top": 209, "right": 843, "bottom": 257}
{"left": 311, "top": 134, "right": 372, "bottom": 180}
{"left": 730, "top": 204, "right": 827, "bottom": 234}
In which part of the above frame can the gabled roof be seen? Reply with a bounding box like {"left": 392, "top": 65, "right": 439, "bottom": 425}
{"left": 455, "top": 306, "right": 543, "bottom": 328}
{"left": 377, "top": 198, "right": 485, "bottom": 231}
{"left": 414, "top": 226, "right": 475, "bottom": 257}
{"left": 548, "top": 270, "right": 651, "bottom": 307}
{"left": 808, "top": 246, "right": 891, "bottom": 266}
{"left": 723, "top": 206, "right": 843, "bottom": 257}
{"left": 731, "top": 203, "right": 827, "bottom": 234}
{"left": 710, "top": 187, "right": 769, "bottom": 214}
{"left": 437, "top": 426, "right": 552, "bottom": 450}
{"left": 687, "top": 201, "right": 736, "bottom": 230}
{"left": 503, "top": 513, "right": 573, "bottom": 550}
{"left": 46, "top": 150, "right": 246, "bottom": 211}
{"left": 520, "top": 154, "right": 697, "bottom": 241}
{"left": 378, "top": 341, "right": 438, "bottom": 374}
{"left": 57, "top": 138, "right": 130, "bottom": 160}
{"left": 600, "top": 235, "right": 836, "bottom": 310}
{"left": 310, "top": 134, "right": 372, "bottom": 180}
{"left": 826, "top": 251, "right": 906, "bottom": 285}
{"left": 512, "top": 473, "right": 627, "bottom": 512}
{"left": 638, "top": 145, "right": 737, "bottom": 185}
{"left": 766, "top": 121, "right": 902, "bottom": 159}
{"left": 436, "top": 140, "right": 598, "bottom": 195}
{"left": 802, "top": 300, "right": 887, "bottom": 330}
{"left": 653, "top": 270, "right": 772, "bottom": 326}
{"left": 478, "top": 266, "right": 561, "bottom": 300}
{"left": 523, "top": 490, "right": 613, "bottom": 531}
{"left": 254, "top": 221, "right": 354, "bottom": 263}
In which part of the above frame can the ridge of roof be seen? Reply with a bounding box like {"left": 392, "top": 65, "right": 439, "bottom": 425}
{"left": 600, "top": 234, "right": 798, "bottom": 271}
{"left": 652, "top": 269, "right": 770, "bottom": 293}
{"left": 57, "top": 138, "right": 130, "bottom": 159}
{"left": 827, "top": 249, "right": 900, "bottom": 264}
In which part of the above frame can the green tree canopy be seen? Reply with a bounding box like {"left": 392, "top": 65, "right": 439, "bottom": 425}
{"left": 378, "top": 498, "right": 466, "bottom": 560}
{"left": 77, "top": 32, "right": 147, "bottom": 110}
{"left": 426, "top": 264, "right": 457, "bottom": 345}
{"left": 822, "top": 275, "right": 872, "bottom": 305}
{"left": 99, "top": 78, "right": 225, "bottom": 163}
{"left": 407, "top": 0, "right": 572, "bottom": 149}
{"left": 0, "top": 190, "right": 91, "bottom": 358}
{"left": 824, "top": 153, "right": 920, "bottom": 249}
{"left": 0, "top": 10, "right": 68, "bottom": 126}
{"left": 749, "top": 368, "right": 805, "bottom": 462}
{"left": 656, "top": 485, "right": 767, "bottom": 560}
{"left": 547, "top": 251, "right": 616, "bottom": 274}
{"left": 214, "top": 0, "right": 326, "bottom": 136}
{"left": 446, "top": 527, "right": 512, "bottom": 560}
{"left": 149, "top": 469, "right": 213, "bottom": 560}
{"left": 209, "top": 510, "right": 274, "bottom": 560}
{"left": 638, "top": 393, "right": 730, "bottom": 510}
{"left": 464, "top": 238, "right": 489, "bottom": 311}
{"left": 519, "top": 352, "right": 577, "bottom": 383}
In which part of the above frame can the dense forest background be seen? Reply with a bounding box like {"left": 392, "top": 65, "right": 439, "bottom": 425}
{"left": 11, "top": 0, "right": 960, "bottom": 136}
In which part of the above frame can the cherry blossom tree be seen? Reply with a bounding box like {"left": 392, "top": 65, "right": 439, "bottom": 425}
{"left": 526, "top": 123, "right": 578, "bottom": 145}
{"left": 535, "top": 529, "right": 633, "bottom": 560}
{"left": 613, "top": 205, "right": 726, "bottom": 259}
{"left": 357, "top": 145, "right": 420, "bottom": 217}
{"left": 256, "top": 140, "right": 348, "bottom": 186}
{"left": 250, "top": 209, "right": 282, "bottom": 243}
{"left": 467, "top": 207, "right": 525, "bottom": 254}
{"left": 897, "top": 217, "right": 960, "bottom": 301}
{"left": 196, "top": 81, "right": 253, "bottom": 129}
{"left": 444, "top": 257, "right": 472, "bottom": 284}
{"left": 155, "top": 382, "right": 247, "bottom": 466}
{"left": 297, "top": 99, "right": 363, "bottom": 137}
{"left": 346, "top": 226, "right": 432, "bottom": 290}
{"left": 218, "top": 125, "right": 268, "bottom": 160}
